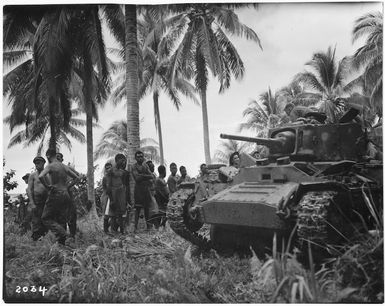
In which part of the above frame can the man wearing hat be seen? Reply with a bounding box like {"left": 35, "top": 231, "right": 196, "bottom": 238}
{"left": 27, "top": 156, "right": 49, "bottom": 241}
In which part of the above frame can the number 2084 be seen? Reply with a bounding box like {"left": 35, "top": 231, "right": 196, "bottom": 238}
{"left": 15, "top": 286, "right": 47, "bottom": 296}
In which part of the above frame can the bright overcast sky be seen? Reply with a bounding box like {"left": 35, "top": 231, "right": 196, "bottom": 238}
{"left": 2, "top": 1, "right": 383, "bottom": 194}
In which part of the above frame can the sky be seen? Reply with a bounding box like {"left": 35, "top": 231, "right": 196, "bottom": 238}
{"left": 2, "top": 1, "right": 383, "bottom": 194}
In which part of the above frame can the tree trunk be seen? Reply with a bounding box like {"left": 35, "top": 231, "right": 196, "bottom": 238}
{"left": 125, "top": 4, "right": 140, "bottom": 205}
{"left": 48, "top": 104, "right": 57, "bottom": 151}
{"left": 200, "top": 90, "right": 211, "bottom": 164}
{"left": 47, "top": 80, "right": 57, "bottom": 151}
{"left": 153, "top": 92, "right": 164, "bottom": 165}
{"left": 83, "top": 54, "right": 98, "bottom": 219}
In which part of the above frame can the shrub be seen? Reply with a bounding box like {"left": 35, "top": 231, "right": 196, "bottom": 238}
{"left": 71, "top": 175, "right": 103, "bottom": 218}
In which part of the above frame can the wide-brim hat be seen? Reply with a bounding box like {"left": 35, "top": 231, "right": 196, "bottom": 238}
{"left": 33, "top": 156, "right": 46, "bottom": 164}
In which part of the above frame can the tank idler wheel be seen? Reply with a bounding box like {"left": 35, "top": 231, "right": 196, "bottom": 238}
{"left": 183, "top": 194, "right": 204, "bottom": 232}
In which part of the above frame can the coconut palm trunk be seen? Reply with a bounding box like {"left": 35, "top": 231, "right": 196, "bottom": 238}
{"left": 200, "top": 90, "right": 211, "bottom": 164}
{"left": 48, "top": 96, "right": 57, "bottom": 150}
{"left": 153, "top": 92, "right": 165, "bottom": 165}
{"left": 83, "top": 53, "right": 98, "bottom": 218}
{"left": 125, "top": 4, "right": 140, "bottom": 204}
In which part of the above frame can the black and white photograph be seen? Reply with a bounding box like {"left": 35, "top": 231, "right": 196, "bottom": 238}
{"left": 2, "top": 1, "right": 383, "bottom": 303}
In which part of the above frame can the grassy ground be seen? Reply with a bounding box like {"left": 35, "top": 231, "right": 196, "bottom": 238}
{"left": 3, "top": 215, "right": 383, "bottom": 303}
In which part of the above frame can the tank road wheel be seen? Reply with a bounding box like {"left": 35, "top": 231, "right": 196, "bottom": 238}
{"left": 183, "top": 194, "right": 204, "bottom": 232}
{"left": 296, "top": 191, "right": 354, "bottom": 261}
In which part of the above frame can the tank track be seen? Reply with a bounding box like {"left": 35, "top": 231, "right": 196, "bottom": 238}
{"left": 167, "top": 189, "right": 214, "bottom": 251}
{"left": 168, "top": 189, "right": 340, "bottom": 256}
{"left": 297, "top": 191, "right": 337, "bottom": 249}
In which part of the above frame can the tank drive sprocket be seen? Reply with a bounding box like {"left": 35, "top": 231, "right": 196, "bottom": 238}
{"left": 167, "top": 189, "right": 213, "bottom": 251}
{"left": 297, "top": 190, "right": 347, "bottom": 255}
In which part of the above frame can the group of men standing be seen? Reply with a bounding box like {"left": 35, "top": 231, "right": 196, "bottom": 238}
{"left": 23, "top": 148, "right": 194, "bottom": 245}
{"left": 101, "top": 151, "right": 192, "bottom": 234}
{"left": 25, "top": 149, "right": 80, "bottom": 247}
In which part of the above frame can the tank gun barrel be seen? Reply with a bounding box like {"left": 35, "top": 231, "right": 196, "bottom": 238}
{"left": 220, "top": 133, "right": 284, "bottom": 150}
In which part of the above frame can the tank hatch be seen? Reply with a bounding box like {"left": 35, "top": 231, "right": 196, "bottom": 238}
{"left": 198, "top": 182, "right": 298, "bottom": 229}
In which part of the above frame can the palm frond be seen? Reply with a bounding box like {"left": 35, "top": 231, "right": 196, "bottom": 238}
{"left": 173, "top": 77, "right": 199, "bottom": 105}
{"left": 294, "top": 72, "right": 326, "bottom": 94}
{"left": 293, "top": 92, "right": 322, "bottom": 106}
{"left": 352, "top": 11, "right": 383, "bottom": 43}
{"left": 214, "top": 7, "right": 262, "bottom": 49}
{"left": 195, "top": 18, "right": 219, "bottom": 76}
{"left": 3, "top": 59, "right": 33, "bottom": 96}
{"left": 305, "top": 46, "right": 336, "bottom": 91}
{"left": 3, "top": 50, "right": 32, "bottom": 68}
{"left": 8, "top": 130, "right": 28, "bottom": 148}
{"left": 102, "top": 5, "right": 125, "bottom": 48}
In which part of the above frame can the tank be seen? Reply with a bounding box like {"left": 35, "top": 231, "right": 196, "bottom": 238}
{"left": 167, "top": 114, "right": 383, "bottom": 259}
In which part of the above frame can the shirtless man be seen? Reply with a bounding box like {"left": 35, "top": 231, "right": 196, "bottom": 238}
{"left": 56, "top": 152, "right": 78, "bottom": 239}
{"left": 167, "top": 163, "right": 180, "bottom": 195}
{"left": 27, "top": 156, "right": 49, "bottom": 241}
{"left": 146, "top": 160, "right": 157, "bottom": 196}
{"left": 177, "top": 166, "right": 191, "bottom": 189}
{"left": 154, "top": 165, "right": 169, "bottom": 227}
{"left": 200, "top": 163, "right": 209, "bottom": 178}
{"left": 39, "top": 148, "right": 79, "bottom": 245}
{"left": 107, "top": 154, "right": 130, "bottom": 234}
{"left": 132, "top": 151, "right": 153, "bottom": 231}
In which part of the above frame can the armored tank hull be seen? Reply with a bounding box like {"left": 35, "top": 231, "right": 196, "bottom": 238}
{"left": 167, "top": 120, "right": 383, "bottom": 258}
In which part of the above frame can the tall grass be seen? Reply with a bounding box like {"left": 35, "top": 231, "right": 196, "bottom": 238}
{"left": 251, "top": 183, "right": 384, "bottom": 303}
{"left": 333, "top": 186, "right": 384, "bottom": 302}
{"left": 3, "top": 217, "right": 266, "bottom": 302}
{"left": 4, "top": 183, "right": 383, "bottom": 303}
{"left": 250, "top": 234, "right": 338, "bottom": 303}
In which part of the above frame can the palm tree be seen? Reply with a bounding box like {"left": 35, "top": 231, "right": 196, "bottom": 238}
{"left": 124, "top": 5, "right": 141, "bottom": 205}
{"left": 109, "top": 9, "right": 198, "bottom": 165}
{"left": 94, "top": 120, "right": 160, "bottom": 163}
{"left": 169, "top": 4, "right": 262, "bottom": 164}
{"left": 123, "top": 5, "right": 140, "bottom": 165}
{"left": 278, "top": 80, "right": 322, "bottom": 108}
{"left": 31, "top": 7, "right": 76, "bottom": 150}
{"left": 4, "top": 6, "right": 81, "bottom": 156}
{"left": 3, "top": 6, "right": 60, "bottom": 151}
{"left": 4, "top": 5, "right": 111, "bottom": 216}
{"left": 5, "top": 109, "right": 87, "bottom": 155}
{"left": 345, "top": 11, "right": 383, "bottom": 117}
{"left": 213, "top": 139, "right": 251, "bottom": 165}
{"left": 294, "top": 46, "right": 349, "bottom": 122}
{"left": 72, "top": 6, "right": 110, "bottom": 216}
{"left": 239, "top": 87, "right": 283, "bottom": 137}
{"left": 31, "top": 5, "right": 110, "bottom": 216}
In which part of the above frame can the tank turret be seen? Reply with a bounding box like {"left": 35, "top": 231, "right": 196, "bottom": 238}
{"left": 221, "top": 122, "right": 368, "bottom": 162}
